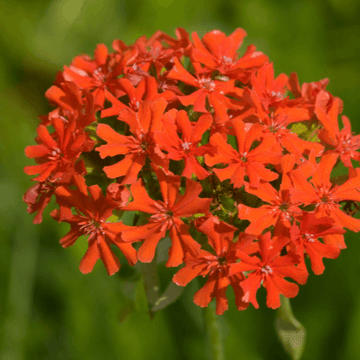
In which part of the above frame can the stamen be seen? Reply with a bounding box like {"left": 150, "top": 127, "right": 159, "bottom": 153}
{"left": 182, "top": 142, "right": 192, "bottom": 151}
{"left": 261, "top": 265, "right": 273, "bottom": 274}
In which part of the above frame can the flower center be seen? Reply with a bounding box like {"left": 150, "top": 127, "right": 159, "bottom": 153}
{"left": 222, "top": 56, "right": 233, "bottom": 65}
{"left": 93, "top": 67, "right": 106, "bottom": 82}
{"left": 303, "top": 233, "right": 315, "bottom": 242}
{"left": 339, "top": 134, "right": 359, "bottom": 153}
{"left": 270, "top": 91, "right": 283, "bottom": 99}
{"left": 240, "top": 152, "right": 247, "bottom": 162}
{"left": 182, "top": 142, "right": 192, "bottom": 151}
{"left": 198, "top": 78, "right": 216, "bottom": 91}
{"left": 49, "top": 147, "right": 61, "bottom": 160}
{"left": 279, "top": 203, "right": 289, "bottom": 211}
{"left": 79, "top": 219, "right": 105, "bottom": 237}
{"left": 261, "top": 265, "right": 273, "bottom": 274}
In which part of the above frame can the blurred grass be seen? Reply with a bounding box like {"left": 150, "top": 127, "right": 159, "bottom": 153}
{"left": 0, "top": 0, "right": 360, "bottom": 359}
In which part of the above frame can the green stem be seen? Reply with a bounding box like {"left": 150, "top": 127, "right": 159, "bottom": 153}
{"left": 203, "top": 302, "right": 225, "bottom": 360}
{"left": 276, "top": 295, "right": 306, "bottom": 360}
{"left": 278, "top": 294, "right": 293, "bottom": 322}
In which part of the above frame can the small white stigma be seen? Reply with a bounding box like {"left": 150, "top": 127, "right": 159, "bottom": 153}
{"left": 222, "top": 56, "right": 233, "bottom": 64}
{"left": 304, "top": 233, "right": 315, "bottom": 242}
{"left": 198, "top": 78, "right": 216, "bottom": 91}
{"left": 58, "top": 116, "right": 68, "bottom": 123}
{"left": 182, "top": 142, "right": 192, "bottom": 151}
{"left": 261, "top": 265, "right": 273, "bottom": 274}
{"left": 271, "top": 91, "right": 283, "bottom": 98}
{"left": 51, "top": 148, "right": 61, "bottom": 157}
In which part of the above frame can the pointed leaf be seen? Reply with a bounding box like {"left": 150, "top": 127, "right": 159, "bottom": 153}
{"left": 150, "top": 282, "right": 184, "bottom": 312}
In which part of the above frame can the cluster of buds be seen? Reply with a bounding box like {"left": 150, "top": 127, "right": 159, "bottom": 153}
{"left": 24, "top": 28, "right": 360, "bottom": 315}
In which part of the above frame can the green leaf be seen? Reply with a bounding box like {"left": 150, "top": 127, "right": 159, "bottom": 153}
{"left": 106, "top": 214, "right": 120, "bottom": 223}
{"left": 227, "top": 134, "right": 238, "bottom": 150}
{"left": 121, "top": 211, "right": 137, "bottom": 225}
{"left": 289, "top": 121, "right": 321, "bottom": 143}
{"left": 275, "top": 295, "right": 306, "bottom": 360}
{"left": 289, "top": 123, "right": 308, "bottom": 138}
{"left": 85, "top": 123, "right": 99, "bottom": 142}
{"left": 151, "top": 282, "right": 184, "bottom": 313}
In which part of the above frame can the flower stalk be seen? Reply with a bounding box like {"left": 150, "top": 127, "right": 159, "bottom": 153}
{"left": 203, "top": 302, "right": 225, "bottom": 360}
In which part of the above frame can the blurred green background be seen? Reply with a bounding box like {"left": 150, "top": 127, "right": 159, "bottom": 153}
{"left": 1, "top": 0, "right": 360, "bottom": 359}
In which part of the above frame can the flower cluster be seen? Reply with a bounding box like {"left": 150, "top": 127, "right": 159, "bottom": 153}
{"left": 24, "top": 28, "right": 360, "bottom": 314}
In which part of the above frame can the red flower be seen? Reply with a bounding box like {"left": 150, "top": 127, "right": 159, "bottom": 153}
{"left": 205, "top": 119, "right": 282, "bottom": 188}
{"left": 315, "top": 98, "right": 360, "bottom": 167}
{"left": 243, "top": 62, "right": 289, "bottom": 112}
{"left": 43, "top": 79, "right": 96, "bottom": 128}
{"left": 288, "top": 73, "right": 341, "bottom": 114}
{"left": 23, "top": 160, "right": 86, "bottom": 224}
{"left": 173, "top": 216, "right": 256, "bottom": 314}
{"left": 288, "top": 73, "right": 329, "bottom": 100}
{"left": 167, "top": 57, "right": 240, "bottom": 113}
{"left": 290, "top": 153, "right": 360, "bottom": 247}
{"left": 121, "top": 167, "right": 212, "bottom": 267}
{"left": 155, "top": 110, "right": 212, "bottom": 179}
{"left": 236, "top": 154, "right": 300, "bottom": 234}
{"left": 96, "top": 99, "right": 168, "bottom": 183}
{"left": 106, "top": 183, "right": 131, "bottom": 208}
{"left": 63, "top": 44, "right": 134, "bottom": 108}
{"left": 253, "top": 106, "right": 324, "bottom": 160}
{"left": 128, "top": 34, "right": 179, "bottom": 76}
{"left": 238, "top": 181, "right": 302, "bottom": 235}
{"left": 208, "top": 95, "right": 233, "bottom": 139}
{"left": 191, "top": 29, "right": 268, "bottom": 82}
{"left": 101, "top": 76, "right": 176, "bottom": 117}
{"left": 22, "top": 29, "right": 360, "bottom": 316}
{"left": 24, "top": 119, "right": 93, "bottom": 182}
{"left": 230, "top": 233, "right": 308, "bottom": 309}
{"left": 51, "top": 175, "right": 137, "bottom": 275}
{"left": 157, "top": 27, "right": 192, "bottom": 55}
{"left": 290, "top": 212, "right": 344, "bottom": 275}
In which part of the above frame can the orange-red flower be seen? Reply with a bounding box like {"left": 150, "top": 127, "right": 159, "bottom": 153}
{"left": 24, "top": 119, "right": 94, "bottom": 182}
{"left": 96, "top": 99, "right": 168, "bottom": 183}
{"left": 173, "top": 216, "right": 256, "bottom": 314}
{"left": 316, "top": 97, "right": 360, "bottom": 167}
{"left": 101, "top": 76, "right": 177, "bottom": 117}
{"left": 121, "top": 167, "right": 212, "bottom": 267}
{"left": 290, "top": 212, "right": 344, "bottom": 275}
{"left": 290, "top": 153, "right": 360, "bottom": 248}
{"left": 191, "top": 29, "right": 268, "bottom": 82}
{"left": 230, "top": 233, "right": 308, "bottom": 309}
{"left": 167, "top": 57, "right": 240, "bottom": 113}
{"left": 155, "top": 110, "right": 212, "bottom": 179}
{"left": 205, "top": 119, "right": 282, "bottom": 188}
{"left": 23, "top": 28, "right": 360, "bottom": 315}
{"left": 51, "top": 175, "right": 137, "bottom": 275}
{"left": 63, "top": 44, "right": 134, "bottom": 108}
